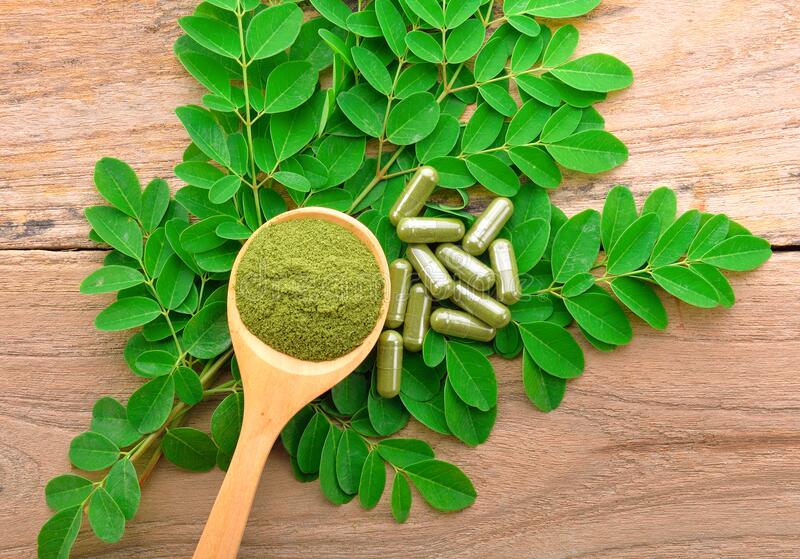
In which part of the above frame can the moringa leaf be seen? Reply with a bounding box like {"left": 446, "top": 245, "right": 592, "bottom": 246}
{"left": 446, "top": 342, "right": 497, "bottom": 411}
{"left": 93, "top": 158, "right": 141, "bottom": 218}
{"left": 162, "top": 427, "right": 218, "bottom": 472}
{"left": 246, "top": 3, "right": 303, "bottom": 60}
{"left": 45, "top": 475, "right": 94, "bottom": 511}
{"left": 80, "top": 266, "right": 145, "bottom": 295}
{"left": 404, "top": 459, "right": 476, "bottom": 512}
{"left": 88, "top": 487, "right": 125, "bottom": 543}
{"left": 698, "top": 235, "right": 771, "bottom": 271}
{"left": 519, "top": 321, "right": 584, "bottom": 378}
{"left": 95, "top": 297, "right": 161, "bottom": 332}
{"left": 387, "top": 92, "right": 440, "bottom": 145}
{"left": 606, "top": 213, "right": 661, "bottom": 274}
{"left": 550, "top": 209, "right": 601, "bottom": 282}
{"left": 69, "top": 431, "right": 120, "bottom": 471}
{"left": 522, "top": 351, "right": 566, "bottom": 412}
{"left": 391, "top": 473, "right": 412, "bottom": 523}
{"left": 358, "top": 450, "right": 386, "bottom": 509}
{"left": 546, "top": 130, "right": 628, "bottom": 173}
{"left": 550, "top": 53, "right": 633, "bottom": 92}
{"left": 610, "top": 277, "right": 668, "bottom": 330}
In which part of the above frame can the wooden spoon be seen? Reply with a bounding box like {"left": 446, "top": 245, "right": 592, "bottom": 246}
{"left": 193, "top": 207, "right": 390, "bottom": 559}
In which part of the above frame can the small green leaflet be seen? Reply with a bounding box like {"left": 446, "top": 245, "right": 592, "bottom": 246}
{"left": 564, "top": 291, "right": 632, "bottom": 345}
{"left": 610, "top": 277, "right": 668, "bottom": 330}
{"left": 546, "top": 130, "right": 628, "bottom": 173}
{"left": 162, "top": 427, "right": 218, "bottom": 472}
{"left": 246, "top": 3, "right": 303, "bottom": 60}
{"left": 523, "top": 0, "right": 601, "bottom": 18}
{"left": 358, "top": 450, "right": 386, "bottom": 509}
{"left": 386, "top": 92, "right": 440, "bottom": 145}
{"left": 404, "top": 459, "right": 477, "bottom": 512}
{"left": 80, "top": 266, "right": 145, "bottom": 295}
{"left": 391, "top": 474, "right": 412, "bottom": 523}
{"left": 551, "top": 53, "right": 633, "bottom": 92}
{"left": 69, "top": 432, "right": 120, "bottom": 471}
{"left": 699, "top": 235, "right": 771, "bottom": 271}
{"left": 95, "top": 297, "right": 161, "bottom": 332}
{"left": 93, "top": 158, "right": 141, "bottom": 218}
{"left": 606, "top": 213, "right": 661, "bottom": 274}
{"left": 446, "top": 342, "right": 497, "bottom": 411}
{"left": 45, "top": 475, "right": 94, "bottom": 511}
{"left": 522, "top": 351, "right": 566, "bottom": 412}
{"left": 519, "top": 321, "right": 584, "bottom": 378}
{"left": 88, "top": 487, "right": 125, "bottom": 543}
{"left": 550, "top": 209, "right": 601, "bottom": 282}
{"left": 351, "top": 46, "right": 393, "bottom": 95}
{"left": 264, "top": 61, "right": 318, "bottom": 114}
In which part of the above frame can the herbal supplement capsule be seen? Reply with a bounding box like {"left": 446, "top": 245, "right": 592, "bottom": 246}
{"left": 488, "top": 239, "right": 522, "bottom": 305}
{"left": 377, "top": 330, "right": 403, "bottom": 398}
{"left": 396, "top": 217, "right": 465, "bottom": 243}
{"left": 405, "top": 244, "right": 455, "bottom": 300}
{"left": 386, "top": 258, "right": 412, "bottom": 328}
{"left": 403, "top": 284, "right": 432, "bottom": 352}
{"left": 430, "top": 309, "right": 496, "bottom": 342}
{"left": 462, "top": 197, "right": 514, "bottom": 256}
{"left": 435, "top": 243, "right": 495, "bottom": 291}
{"left": 388, "top": 166, "right": 439, "bottom": 225}
{"left": 451, "top": 281, "right": 511, "bottom": 328}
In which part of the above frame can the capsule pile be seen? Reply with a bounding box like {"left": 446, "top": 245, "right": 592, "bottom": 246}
{"left": 376, "top": 166, "right": 522, "bottom": 398}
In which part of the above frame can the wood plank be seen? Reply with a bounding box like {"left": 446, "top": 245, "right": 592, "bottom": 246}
{"left": 1, "top": 1, "right": 799, "bottom": 249}
{"left": 1, "top": 250, "right": 798, "bottom": 557}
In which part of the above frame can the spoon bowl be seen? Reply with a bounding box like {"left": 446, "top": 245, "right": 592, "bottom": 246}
{"left": 194, "top": 207, "right": 390, "bottom": 559}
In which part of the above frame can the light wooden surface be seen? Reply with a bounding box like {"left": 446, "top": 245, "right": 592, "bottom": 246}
{"left": 1, "top": 0, "right": 799, "bottom": 557}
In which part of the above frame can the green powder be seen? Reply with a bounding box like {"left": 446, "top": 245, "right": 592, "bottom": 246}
{"left": 234, "top": 218, "right": 384, "bottom": 361}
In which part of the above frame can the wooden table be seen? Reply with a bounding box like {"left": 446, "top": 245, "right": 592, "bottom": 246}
{"left": 2, "top": 1, "right": 799, "bottom": 557}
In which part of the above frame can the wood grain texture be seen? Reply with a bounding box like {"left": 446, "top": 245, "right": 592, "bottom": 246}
{"left": 1, "top": 250, "right": 799, "bottom": 558}
{"left": 1, "top": 1, "right": 799, "bottom": 248}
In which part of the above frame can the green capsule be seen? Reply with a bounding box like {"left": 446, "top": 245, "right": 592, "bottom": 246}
{"left": 462, "top": 197, "right": 514, "bottom": 256}
{"left": 388, "top": 166, "right": 439, "bottom": 225}
{"left": 405, "top": 244, "right": 455, "bottom": 300}
{"left": 430, "top": 309, "right": 496, "bottom": 342}
{"left": 376, "top": 330, "right": 403, "bottom": 398}
{"left": 489, "top": 239, "right": 522, "bottom": 305}
{"left": 402, "top": 284, "right": 432, "bottom": 352}
{"left": 435, "top": 243, "right": 495, "bottom": 291}
{"left": 397, "top": 217, "right": 465, "bottom": 243}
{"left": 386, "top": 258, "right": 412, "bottom": 328}
{"left": 451, "top": 281, "right": 511, "bottom": 328}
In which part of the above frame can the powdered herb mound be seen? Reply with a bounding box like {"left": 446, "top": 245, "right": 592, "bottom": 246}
{"left": 235, "top": 218, "right": 384, "bottom": 361}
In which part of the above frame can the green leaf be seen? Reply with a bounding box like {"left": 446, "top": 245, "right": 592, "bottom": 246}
{"left": 140, "top": 179, "right": 170, "bottom": 232}
{"left": 88, "top": 487, "right": 125, "bottom": 543}
{"left": 377, "top": 438, "right": 435, "bottom": 468}
{"left": 445, "top": 19, "right": 484, "bottom": 64}
{"left": 394, "top": 63, "right": 439, "bottom": 98}
{"left": 509, "top": 146, "right": 562, "bottom": 189}
{"left": 391, "top": 474, "right": 412, "bottom": 523}
{"left": 523, "top": 0, "right": 601, "bottom": 17}
{"left": 606, "top": 213, "right": 661, "bottom": 274}
{"left": 162, "top": 427, "right": 217, "bottom": 472}
{"left": 401, "top": 389, "right": 451, "bottom": 435}
{"left": 519, "top": 321, "right": 584, "bottom": 378}
{"left": 182, "top": 301, "right": 231, "bottom": 359}
{"left": 550, "top": 209, "right": 601, "bottom": 282}
{"left": 310, "top": 0, "right": 352, "bottom": 29}
{"left": 317, "top": 135, "right": 366, "bottom": 187}
{"left": 691, "top": 263, "right": 735, "bottom": 308}
{"left": 543, "top": 24, "right": 579, "bottom": 66}
{"left": 194, "top": 241, "right": 238, "bottom": 273}
{"left": 641, "top": 186, "right": 677, "bottom": 233}
{"left": 69, "top": 431, "right": 119, "bottom": 471}
{"left": 445, "top": 342, "right": 497, "bottom": 411}
{"left": 560, "top": 271, "right": 594, "bottom": 297}
{"left": 173, "top": 366, "right": 203, "bottom": 405}
{"left": 510, "top": 184, "right": 551, "bottom": 229}
{"left": 37, "top": 505, "right": 82, "bottom": 559}
{"left": 601, "top": 184, "right": 637, "bottom": 251}
{"left": 546, "top": 130, "right": 628, "bottom": 173}
{"left": 688, "top": 214, "right": 730, "bottom": 259}
{"left": 216, "top": 221, "right": 252, "bottom": 241}
{"left": 510, "top": 295, "right": 553, "bottom": 322}
{"left": 375, "top": 0, "right": 408, "bottom": 57}
{"left": 45, "top": 475, "right": 93, "bottom": 511}
{"left": 178, "top": 51, "right": 231, "bottom": 99}
{"left": 511, "top": 218, "right": 550, "bottom": 273}
{"left": 80, "top": 266, "right": 145, "bottom": 295}
{"left": 93, "top": 158, "right": 141, "bottom": 218}
{"left": 319, "top": 428, "right": 354, "bottom": 505}
{"left": 330, "top": 375, "right": 366, "bottom": 417}
{"left": 305, "top": 188, "right": 353, "bottom": 211}
{"left": 180, "top": 215, "right": 231, "bottom": 253}
{"left": 336, "top": 429, "right": 370, "bottom": 494}
{"left": 368, "top": 390, "right": 409, "bottom": 436}
{"left": 271, "top": 109, "right": 318, "bottom": 164}
{"left": 178, "top": 16, "right": 241, "bottom": 59}
{"left": 358, "top": 450, "right": 386, "bottom": 509}
{"left": 550, "top": 53, "right": 633, "bottom": 92}
{"left": 506, "top": 99, "right": 551, "bottom": 146}
{"left": 516, "top": 74, "right": 562, "bottom": 106}
{"left": 208, "top": 175, "right": 241, "bottom": 204}
{"left": 156, "top": 254, "right": 195, "bottom": 310}
{"left": 246, "top": 3, "right": 302, "bottom": 60}
{"left": 105, "top": 458, "right": 140, "bottom": 520}
{"left": 428, "top": 156, "right": 475, "bottom": 188}
{"left": 511, "top": 34, "right": 544, "bottom": 73}
{"left": 507, "top": 14, "right": 541, "bottom": 36}
{"left": 465, "top": 154, "right": 520, "bottom": 196}
{"left": 651, "top": 210, "right": 702, "bottom": 266}
{"left": 274, "top": 170, "right": 312, "bottom": 193}
{"left": 211, "top": 392, "right": 244, "bottom": 459}
{"left": 416, "top": 114, "right": 460, "bottom": 162}
{"left": 404, "top": 0, "right": 444, "bottom": 27}
{"left": 540, "top": 104, "right": 582, "bottom": 143}
{"left": 386, "top": 92, "right": 440, "bottom": 145}
{"left": 352, "top": 46, "right": 393, "bottom": 95}
{"left": 401, "top": 352, "right": 439, "bottom": 401}
{"left": 174, "top": 161, "right": 225, "bottom": 189}
{"left": 565, "top": 291, "right": 632, "bottom": 345}
{"left": 610, "top": 277, "right": 668, "bottom": 330}
{"left": 422, "top": 329, "right": 446, "bottom": 367}
{"left": 474, "top": 38, "right": 511, "bottom": 82}
{"left": 444, "top": 0, "right": 480, "bottom": 27}
{"left": 175, "top": 105, "right": 229, "bottom": 165}
{"left": 443, "top": 380, "right": 496, "bottom": 446}
{"left": 405, "top": 30, "right": 443, "bottom": 63}
{"left": 264, "top": 61, "right": 317, "bottom": 114}
{"left": 522, "top": 351, "right": 566, "bottom": 412}
{"left": 479, "top": 83, "right": 518, "bottom": 117}
{"left": 347, "top": 11, "right": 383, "bottom": 37}
{"left": 127, "top": 375, "right": 175, "bottom": 434}
{"left": 462, "top": 103, "right": 504, "bottom": 154}
{"left": 405, "top": 459, "right": 476, "bottom": 512}
{"left": 297, "top": 412, "right": 330, "bottom": 474}
{"left": 95, "top": 297, "right": 161, "bottom": 331}
{"left": 652, "top": 265, "right": 719, "bottom": 308}
{"left": 698, "top": 235, "right": 771, "bottom": 271}
{"left": 337, "top": 84, "right": 387, "bottom": 137}
{"left": 84, "top": 206, "right": 143, "bottom": 260}
{"left": 90, "top": 397, "right": 141, "bottom": 447}
{"left": 204, "top": 0, "right": 238, "bottom": 12}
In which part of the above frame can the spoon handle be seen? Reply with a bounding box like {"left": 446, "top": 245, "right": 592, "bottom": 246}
{"left": 193, "top": 399, "right": 281, "bottom": 559}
